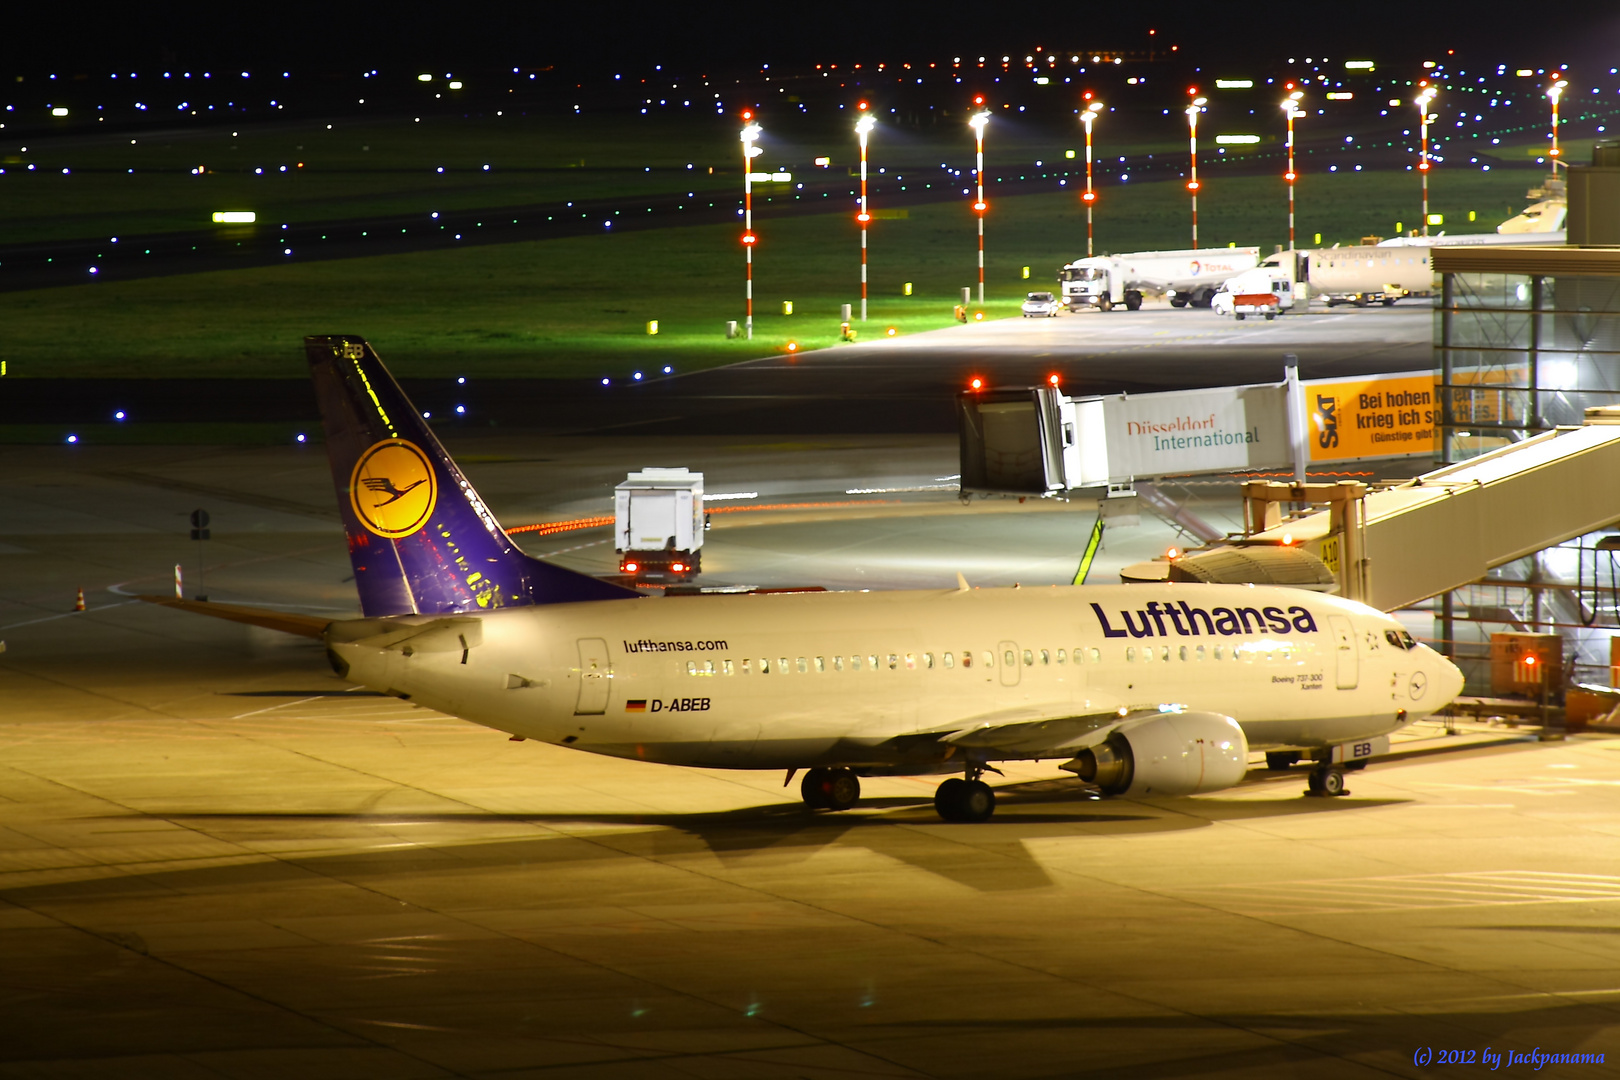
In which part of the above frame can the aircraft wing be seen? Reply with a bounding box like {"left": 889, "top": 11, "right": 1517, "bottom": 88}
{"left": 908, "top": 699, "right": 1164, "bottom": 758}
{"left": 138, "top": 595, "right": 333, "bottom": 639}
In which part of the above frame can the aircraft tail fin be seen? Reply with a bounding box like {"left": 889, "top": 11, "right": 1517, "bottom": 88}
{"left": 305, "top": 335, "right": 640, "bottom": 617}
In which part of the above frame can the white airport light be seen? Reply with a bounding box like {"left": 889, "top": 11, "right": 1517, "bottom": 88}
{"left": 1081, "top": 94, "right": 1102, "bottom": 256}
{"left": 417, "top": 74, "right": 432, "bottom": 82}
{"left": 50, "top": 107, "right": 68, "bottom": 116}
{"left": 1215, "top": 134, "right": 1260, "bottom": 144}
{"left": 1214, "top": 79, "right": 1253, "bottom": 89}
{"left": 211, "top": 211, "right": 256, "bottom": 223}
{"left": 740, "top": 114, "right": 762, "bottom": 340}
{"left": 855, "top": 105, "right": 876, "bottom": 321}
{"left": 448, "top": 81, "right": 463, "bottom": 89}
{"left": 969, "top": 99, "right": 991, "bottom": 303}
{"left": 1344, "top": 60, "right": 1375, "bottom": 70}
{"left": 1325, "top": 92, "right": 1353, "bottom": 100}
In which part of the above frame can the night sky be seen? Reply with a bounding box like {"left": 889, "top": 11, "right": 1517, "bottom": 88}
{"left": 12, "top": 2, "right": 1615, "bottom": 77}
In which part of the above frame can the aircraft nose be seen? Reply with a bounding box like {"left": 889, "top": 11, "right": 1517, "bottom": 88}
{"left": 1436, "top": 653, "right": 1466, "bottom": 705}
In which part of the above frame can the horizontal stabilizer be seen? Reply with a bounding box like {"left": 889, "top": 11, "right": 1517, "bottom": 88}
{"left": 138, "top": 596, "right": 332, "bottom": 639}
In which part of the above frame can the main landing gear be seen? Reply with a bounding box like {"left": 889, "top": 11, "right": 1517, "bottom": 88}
{"left": 934, "top": 764, "right": 996, "bottom": 823}
{"left": 801, "top": 767, "right": 860, "bottom": 811}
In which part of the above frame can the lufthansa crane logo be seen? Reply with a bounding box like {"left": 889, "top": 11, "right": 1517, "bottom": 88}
{"left": 349, "top": 438, "right": 438, "bottom": 538}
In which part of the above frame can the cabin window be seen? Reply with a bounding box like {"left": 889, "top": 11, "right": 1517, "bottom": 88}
{"left": 1022, "top": 649, "right": 1033, "bottom": 667}
{"left": 1143, "top": 647, "right": 1153, "bottom": 663}
{"left": 1195, "top": 645, "right": 1205, "bottom": 661}
{"left": 905, "top": 653, "right": 916, "bottom": 670}
{"left": 888, "top": 654, "right": 899, "bottom": 670}
{"left": 1126, "top": 647, "right": 1136, "bottom": 662}
{"left": 741, "top": 658, "right": 752, "bottom": 675}
{"left": 943, "top": 651, "right": 955, "bottom": 669}
{"left": 780, "top": 657, "right": 790, "bottom": 674}
{"left": 686, "top": 660, "right": 697, "bottom": 675}
{"left": 961, "top": 651, "right": 972, "bottom": 669}
{"left": 722, "top": 659, "right": 734, "bottom": 676}
{"left": 814, "top": 656, "right": 825, "bottom": 673}
{"left": 796, "top": 657, "right": 807, "bottom": 674}
{"left": 1004, "top": 649, "right": 1017, "bottom": 668}
{"left": 850, "top": 655, "right": 861, "bottom": 671}
{"left": 1057, "top": 649, "right": 1067, "bottom": 664}
{"left": 1213, "top": 645, "right": 1224, "bottom": 661}
{"left": 1090, "top": 648, "right": 1101, "bottom": 664}
{"left": 1160, "top": 646, "right": 1170, "bottom": 662}
{"left": 1179, "top": 646, "right": 1188, "bottom": 661}
{"left": 760, "top": 658, "right": 771, "bottom": 674}
{"left": 1040, "top": 649, "right": 1050, "bottom": 666}
{"left": 703, "top": 660, "right": 715, "bottom": 675}
{"left": 924, "top": 652, "right": 935, "bottom": 669}
{"left": 869, "top": 654, "right": 880, "bottom": 671}
{"left": 833, "top": 655, "right": 844, "bottom": 672}
{"left": 1074, "top": 646, "right": 1086, "bottom": 664}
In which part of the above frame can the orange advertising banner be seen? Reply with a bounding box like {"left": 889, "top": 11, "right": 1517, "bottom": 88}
{"left": 1305, "top": 371, "right": 1440, "bottom": 461}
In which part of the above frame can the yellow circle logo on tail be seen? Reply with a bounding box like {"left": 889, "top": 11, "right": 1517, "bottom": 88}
{"left": 349, "top": 439, "right": 438, "bottom": 538}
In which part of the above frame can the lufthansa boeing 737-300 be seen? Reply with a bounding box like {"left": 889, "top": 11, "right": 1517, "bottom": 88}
{"left": 146, "top": 336, "right": 1465, "bottom": 822}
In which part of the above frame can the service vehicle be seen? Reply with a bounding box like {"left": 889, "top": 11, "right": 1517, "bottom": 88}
{"left": 1212, "top": 267, "right": 1301, "bottom": 319}
{"left": 146, "top": 335, "right": 1467, "bottom": 822}
{"left": 615, "top": 467, "right": 704, "bottom": 581}
{"left": 1060, "top": 247, "right": 1260, "bottom": 312}
{"left": 1021, "top": 291, "right": 1062, "bottom": 318}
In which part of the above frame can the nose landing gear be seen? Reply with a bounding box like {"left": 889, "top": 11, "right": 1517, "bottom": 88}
{"left": 1305, "top": 765, "right": 1348, "bottom": 797}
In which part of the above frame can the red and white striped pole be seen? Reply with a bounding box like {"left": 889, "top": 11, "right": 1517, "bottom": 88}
{"left": 969, "top": 99, "right": 990, "bottom": 304}
{"left": 741, "top": 112, "right": 761, "bottom": 340}
{"left": 855, "top": 104, "right": 875, "bottom": 322}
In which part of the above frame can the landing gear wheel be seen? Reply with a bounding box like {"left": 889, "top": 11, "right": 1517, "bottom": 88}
{"left": 1266, "top": 751, "right": 1301, "bottom": 771}
{"left": 1306, "top": 765, "right": 1347, "bottom": 797}
{"left": 801, "top": 767, "right": 859, "bottom": 811}
{"left": 934, "top": 778, "right": 996, "bottom": 822}
{"left": 1170, "top": 297, "right": 1188, "bottom": 308}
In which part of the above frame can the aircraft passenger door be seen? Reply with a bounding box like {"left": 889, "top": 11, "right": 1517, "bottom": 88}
{"left": 1327, "top": 616, "right": 1358, "bottom": 690}
{"left": 998, "top": 640, "right": 1021, "bottom": 687}
{"left": 574, "top": 638, "right": 612, "bottom": 715}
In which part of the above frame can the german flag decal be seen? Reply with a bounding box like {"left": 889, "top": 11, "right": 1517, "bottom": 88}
{"left": 625, "top": 700, "right": 647, "bottom": 712}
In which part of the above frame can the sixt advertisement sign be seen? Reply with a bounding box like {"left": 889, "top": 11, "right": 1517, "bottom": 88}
{"left": 1100, "top": 385, "right": 1289, "bottom": 477}
{"left": 1305, "top": 371, "right": 1439, "bottom": 461}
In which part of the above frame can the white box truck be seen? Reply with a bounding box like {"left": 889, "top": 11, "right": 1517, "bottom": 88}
{"left": 614, "top": 467, "right": 705, "bottom": 581}
{"left": 1059, "top": 247, "right": 1261, "bottom": 311}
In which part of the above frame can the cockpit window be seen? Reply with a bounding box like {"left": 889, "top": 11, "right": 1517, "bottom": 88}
{"left": 1384, "top": 629, "right": 1417, "bottom": 651}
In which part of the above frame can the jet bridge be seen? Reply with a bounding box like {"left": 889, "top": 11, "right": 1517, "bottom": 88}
{"left": 1240, "top": 416, "right": 1620, "bottom": 612}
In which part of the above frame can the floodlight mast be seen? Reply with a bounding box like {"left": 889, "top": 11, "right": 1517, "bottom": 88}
{"left": 740, "top": 114, "right": 762, "bottom": 339}
{"left": 856, "top": 105, "right": 876, "bottom": 321}
{"left": 1415, "top": 85, "right": 1437, "bottom": 237}
{"left": 1282, "top": 89, "right": 1304, "bottom": 249}
{"left": 1081, "top": 96, "right": 1102, "bottom": 257}
{"left": 969, "top": 101, "right": 990, "bottom": 304}
{"left": 1185, "top": 92, "right": 1206, "bottom": 249}
{"left": 1548, "top": 79, "right": 1567, "bottom": 171}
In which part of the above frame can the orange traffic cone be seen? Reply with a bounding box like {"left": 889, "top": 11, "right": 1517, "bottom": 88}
{"left": 74, "top": 587, "right": 85, "bottom": 612}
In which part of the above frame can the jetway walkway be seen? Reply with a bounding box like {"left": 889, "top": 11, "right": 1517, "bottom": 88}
{"left": 1243, "top": 419, "right": 1620, "bottom": 611}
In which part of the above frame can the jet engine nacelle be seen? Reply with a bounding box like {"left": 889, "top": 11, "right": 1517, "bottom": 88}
{"left": 1065, "top": 712, "right": 1249, "bottom": 796}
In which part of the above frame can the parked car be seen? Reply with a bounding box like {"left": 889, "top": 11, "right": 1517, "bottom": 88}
{"left": 1021, "top": 291, "right": 1062, "bottom": 318}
